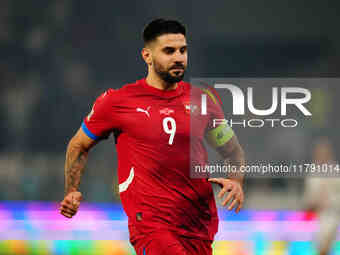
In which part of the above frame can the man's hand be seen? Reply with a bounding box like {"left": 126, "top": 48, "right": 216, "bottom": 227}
{"left": 208, "top": 178, "right": 244, "bottom": 213}
{"left": 59, "top": 191, "right": 82, "bottom": 218}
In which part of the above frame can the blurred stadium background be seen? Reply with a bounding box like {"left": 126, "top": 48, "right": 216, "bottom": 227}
{"left": 1, "top": 0, "right": 340, "bottom": 254}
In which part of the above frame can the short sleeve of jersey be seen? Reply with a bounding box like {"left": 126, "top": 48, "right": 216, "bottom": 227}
{"left": 82, "top": 89, "right": 121, "bottom": 140}
{"left": 204, "top": 88, "right": 225, "bottom": 129}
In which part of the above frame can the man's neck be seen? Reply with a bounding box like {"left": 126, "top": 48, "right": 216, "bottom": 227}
{"left": 146, "top": 72, "right": 177, "bottom": 91}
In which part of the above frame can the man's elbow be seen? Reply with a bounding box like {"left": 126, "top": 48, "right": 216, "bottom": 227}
{"left": 67, "top": 128, "right": 96, "bottom": 153}
{"left": 67, "top": 135, "right": 89, "bottom": 154}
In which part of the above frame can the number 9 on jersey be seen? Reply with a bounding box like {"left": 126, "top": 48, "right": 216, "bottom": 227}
{"left": 162, "top": 117, "right": 176, "bottom": 145}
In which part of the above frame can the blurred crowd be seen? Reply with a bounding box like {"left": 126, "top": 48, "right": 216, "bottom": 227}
{"left": 0, "top": 0, "right": 118, "bottom": 202}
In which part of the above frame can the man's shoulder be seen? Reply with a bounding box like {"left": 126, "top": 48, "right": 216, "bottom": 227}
{"left": 185, "top": 81, "right": 222, "bottom": 105}
{"left": 97, "top": 80, "right": 143, "bottom": 101}
{"left": 119, "top": 79, "right": 143, "bottom": 93}
{"left": 181, "top": 81, "right": 210, "bottom": 92}
{"left": 180, "top": 81, "right": 206, "bottom": 97}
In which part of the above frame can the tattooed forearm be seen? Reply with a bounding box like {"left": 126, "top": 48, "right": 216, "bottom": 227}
{"left": 225, "top": 146, "right": 245, "bottom": 182}
{"left": 217, "top": 136, "right": 245, "bottom": 182}
{"left": 64, "top": 143, "right": 88, "bottom": 195}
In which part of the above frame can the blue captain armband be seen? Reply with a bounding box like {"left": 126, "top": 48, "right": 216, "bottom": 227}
{"left": 81, "top": 122, "right": 100, "bottom": 141}
{"left": 205, "top": 124, "right": 234, "bottom": 148}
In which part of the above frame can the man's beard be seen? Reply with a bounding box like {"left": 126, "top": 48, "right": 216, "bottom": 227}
{"left": 153, "top": 61, "right": 186, "bottom": 84}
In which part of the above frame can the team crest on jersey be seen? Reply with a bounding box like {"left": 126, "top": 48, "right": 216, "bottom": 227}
{"left": 159, "top": 108, "right": 174, "bottom": 115}
{"left": 183, "top": 102, "right": 198, "bottom": 115}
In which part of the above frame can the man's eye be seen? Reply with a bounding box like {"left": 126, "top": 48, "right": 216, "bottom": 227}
{"left": 164, "top": 48, "right": 175, "bottom": 54}
{"left": 180, "top": 47, "right": 187, "bottom": 54}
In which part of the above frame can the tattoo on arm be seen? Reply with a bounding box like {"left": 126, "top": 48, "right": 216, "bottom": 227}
{"left": 64, "top": 144, "right": 88, "bottom": 195}
{"left": 217, "top": 136, "right": 245, "bottom": 182}
{"left": 225, "top": 146, "right": 245, "bottom": 181}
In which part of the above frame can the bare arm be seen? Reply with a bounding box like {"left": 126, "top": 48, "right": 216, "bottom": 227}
{"left": 60, "top": 127, "right": 98, "bottom": 218}
{"left": 208, "top": 135, "right": 246, "bottom": 213}
{"left": 215, "top": 135, "right": 245, "bottom": 183}
{"left": 64, "top": 127, "right": 97, "bottom": 195}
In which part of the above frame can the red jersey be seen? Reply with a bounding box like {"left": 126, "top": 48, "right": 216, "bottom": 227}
{"left": 82, "top": 78, "right": 226, "bottom": 242}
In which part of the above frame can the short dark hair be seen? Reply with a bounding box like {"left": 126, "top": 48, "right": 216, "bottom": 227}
{"left": 143, "top": 18, "right": 186, "bottom": 45}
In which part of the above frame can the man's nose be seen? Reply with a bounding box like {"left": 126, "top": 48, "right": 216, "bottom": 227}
{"left": 173, "top": 51, "right": 186, "bottom": 63}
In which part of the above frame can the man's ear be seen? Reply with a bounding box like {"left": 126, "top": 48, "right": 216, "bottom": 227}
{"left": 142, "top": 47, "right": 152, "bottom": 66}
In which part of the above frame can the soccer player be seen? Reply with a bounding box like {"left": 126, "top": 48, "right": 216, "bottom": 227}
{"left": 303, "top": 137, "right": 340, "bottom": 255}
{"left": 60, "top": 19, "right": 245, "bottom": 255}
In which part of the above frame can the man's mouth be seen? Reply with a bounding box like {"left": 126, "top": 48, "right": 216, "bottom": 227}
{"left": 171, "top": 69, "right": 184, "bottom": 75}
{"left": 170, "top": 65, "right": 184, "bottom": 70}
